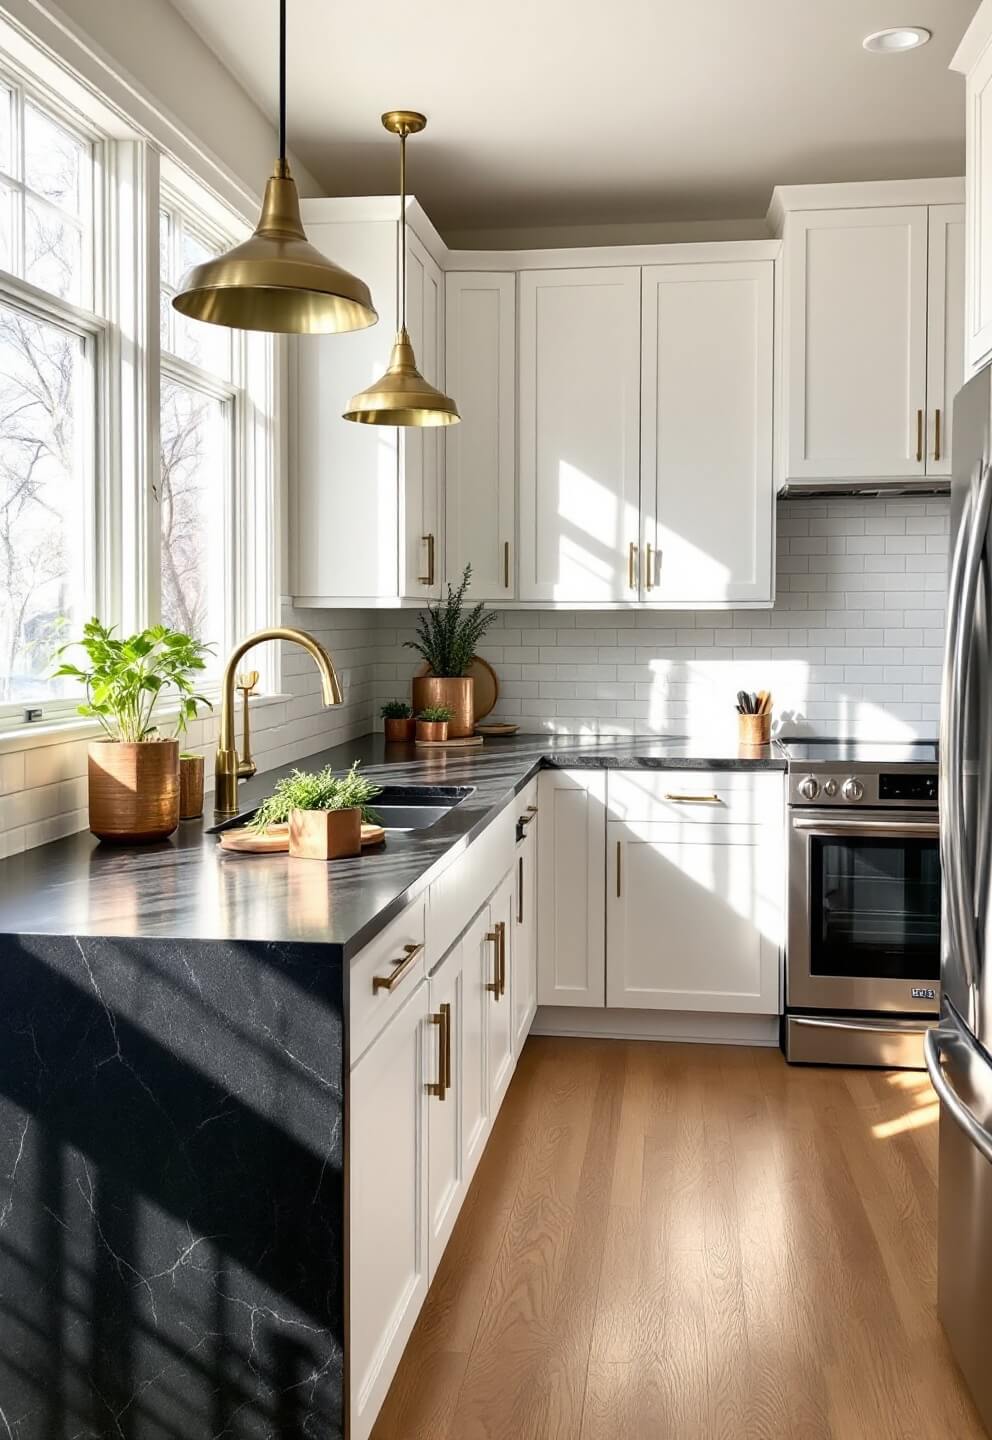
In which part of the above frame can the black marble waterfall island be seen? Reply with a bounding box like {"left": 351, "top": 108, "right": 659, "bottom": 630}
{"left": 0, "top": 733, "right": 786, "bottom": 1437}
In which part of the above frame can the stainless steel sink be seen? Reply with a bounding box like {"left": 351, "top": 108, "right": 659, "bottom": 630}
{"left": 208, "top": 784, "right": 473, "bottom": 835}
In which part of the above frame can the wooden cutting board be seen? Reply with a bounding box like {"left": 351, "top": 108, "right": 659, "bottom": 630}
{"left": 219, "top": 822, "right": 386, "bottom": 853}
{"left": 414, "top": 735, "right": 485, "bottom": 749}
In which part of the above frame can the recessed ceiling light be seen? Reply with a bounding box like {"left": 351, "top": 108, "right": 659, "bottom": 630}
{"left": 863, "top": 26, "right": 932, "bottom": 53}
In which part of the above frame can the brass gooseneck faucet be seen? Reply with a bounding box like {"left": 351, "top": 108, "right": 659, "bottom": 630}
{"left": 215, "top": 627, "right": 343, "bottom": 815}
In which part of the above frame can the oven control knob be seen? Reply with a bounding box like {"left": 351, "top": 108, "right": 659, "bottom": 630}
{"left": 842, "top": 778, "right": 865, "bottom": 803}
{"left": 823, "top": 778, "right": 838, "bottom": 798}
{"left": 798, "top": 776, "right": 820, "bottom": 801}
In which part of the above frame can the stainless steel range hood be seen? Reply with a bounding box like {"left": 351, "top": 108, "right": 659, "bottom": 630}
{"left": 779, "top": 479, "right": 951, "bottom": 498}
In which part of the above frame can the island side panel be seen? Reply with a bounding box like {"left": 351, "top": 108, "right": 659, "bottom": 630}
{"left": 0, "top": 933, "right": 345, "bottom": 1440}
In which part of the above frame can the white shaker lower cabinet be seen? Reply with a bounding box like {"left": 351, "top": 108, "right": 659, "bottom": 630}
{"left": 513, "top": 794, "right": 539, "bottom": 1053}
{"left": 606, "top": 772, "right": 784, "bottom": 1015}
{"left": 349, "top": 976, "right": 430, "bottom": 1440}
{"left": 518, "top": 268, "right": 641, "bottom": 603}
{"left": 640, "top": 260, "right": 774, "bottom": 605}
{"left": 485, "top": 869, "right": 517, "bottom": 1111}
{"left": 425, "top": 938, "right": 464, "bottom": 1280}
{"left": 537, "top": 770, "right": 606, "bottom": 1006}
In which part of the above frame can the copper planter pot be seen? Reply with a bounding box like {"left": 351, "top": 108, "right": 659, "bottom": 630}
{"left": 415, "top": 719, "right": 449, "bottom": 743}
{"left": 411, "top": 676, "right": 474, "bottom": 737}
{"left": 88, "top": 739, "right": 180, "bottom": 843}
{"left": 384, "top": 717, "right": 416, "bottom": 743}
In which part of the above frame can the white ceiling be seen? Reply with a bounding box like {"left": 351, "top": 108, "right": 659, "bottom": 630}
{"left": 169, "top": 0, "right": 978, "bottom": 236}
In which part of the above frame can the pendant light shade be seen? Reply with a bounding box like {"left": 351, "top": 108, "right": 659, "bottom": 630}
{"left": 172, "top": 3, "right": 376, "bottom": 336}
{"left": 344, "top": 112, "right": 459, "bottom": 427}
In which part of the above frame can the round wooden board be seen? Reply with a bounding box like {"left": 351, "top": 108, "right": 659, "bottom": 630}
{"left": 361, "top": 823, "right": 386, "bottom": 846}
{"left": 474, "top": 721, "right": 519, "bottom": 737}
{"left": 219, "top": 825, "right": 289, "bottom": 854}
{"left": 415, "top": 655, "right": 499, "bottom": 721}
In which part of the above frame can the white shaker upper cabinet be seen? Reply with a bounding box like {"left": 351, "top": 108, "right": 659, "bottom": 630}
{"left": 641, "top": 261, "right": 774, "bottom": 606}
{"left": 444, "top": 273, "right": 516, "bottom": 598}
{"left": 518, "top": 268, "right": 641, "bottom": 603}
{"left": 954, "top": 19, "right": 992, "bottom": 374}
{"left": 783, "top": 207, "right": 928, "bottom": 481}
{"left": 401, "top": 231, "right": 444, "bottom": 600}
{"left": 926, "top": 205, "right": 965, "bottom": 478}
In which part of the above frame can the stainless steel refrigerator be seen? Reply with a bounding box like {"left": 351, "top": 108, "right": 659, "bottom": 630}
{"left": 926, "top": 365, "right": 992, "bottom": 1432}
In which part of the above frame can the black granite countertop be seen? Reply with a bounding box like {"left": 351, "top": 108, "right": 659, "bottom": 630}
{"left": 0, "top": 733, "right": 786, "bottom": 955}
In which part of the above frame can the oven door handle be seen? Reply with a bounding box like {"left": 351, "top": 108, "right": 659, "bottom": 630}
{"left": 792, "top": 817, "right": 939, "bottom": 837}
{"left": 792, "top": 1015, "right": 934, "bottom": 1036}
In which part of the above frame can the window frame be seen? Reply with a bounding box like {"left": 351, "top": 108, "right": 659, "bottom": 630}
{"left": 0, "top": 80, "right": 279, "bottom": 733}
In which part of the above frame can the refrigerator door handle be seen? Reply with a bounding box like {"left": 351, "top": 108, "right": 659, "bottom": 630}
{"left": 925, "top": 1026, "right": 992, "bottom": 1167}
{"left": 941, "top": 480, "right": 975, "bottom": 987}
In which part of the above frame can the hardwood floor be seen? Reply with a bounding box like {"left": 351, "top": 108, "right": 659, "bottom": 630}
{"left": 371, "top": 1037, "right": 987, "bottom": 1440}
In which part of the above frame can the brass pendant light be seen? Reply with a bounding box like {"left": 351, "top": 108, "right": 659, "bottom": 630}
{"left": 171, "top": 0, "right": 376, "bottom": 335}
{"left": 344, "top": 112, "right": 460, "bottom": 427}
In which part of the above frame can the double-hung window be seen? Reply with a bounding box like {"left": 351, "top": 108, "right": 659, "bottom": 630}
{"left": 0, "top": 71, "right": 101, "bottom": 714}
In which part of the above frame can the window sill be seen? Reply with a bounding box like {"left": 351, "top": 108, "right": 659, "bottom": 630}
{"left": 0, "top": 693, "right": 292, "bottom": 754}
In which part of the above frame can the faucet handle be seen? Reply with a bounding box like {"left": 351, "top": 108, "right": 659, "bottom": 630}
{"left": 236, "top": 669, "right": 260, "bottom": 696}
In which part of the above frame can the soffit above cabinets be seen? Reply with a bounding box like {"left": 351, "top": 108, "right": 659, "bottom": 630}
{"left": 169, "top": 0, "right": 977, "bottom": 236}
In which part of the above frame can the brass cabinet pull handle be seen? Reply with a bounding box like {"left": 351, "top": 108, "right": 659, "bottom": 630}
{"left": 419, "top": 533, "right": 435, "bottom": 587}
{"left": 427, "top": 1001, "right": 450, "bottom": 1099}
{"left": 616, "top": 839, "right": 622, "bottom": 898}
{"left": 503, "top": 540, "right": 510, "bottom": 589}
{"left": 645, "top": 542, "right": 654, "bottom": 591}
{"left": 916, "top": 409, "right": 923, "bottom": 464}
{"left": 519, "top": 804, "right": 538, "bottom": 829}
{"left": 485, "top": 929, "right": 501, "bottom": 995}
{"left": 372, "top": 941, "right": 425, "bottom": 994}
{"left": 935, "top": 408, "right": 942, "bottom": 463}
{"left": 663, "top": 792, "right": 723, "bottom": 804}
{"left": 517, "top": 855, "right": 524, "bottom": 925}
{"left": 628, "top": 540, "right": 638, "bottom": 591}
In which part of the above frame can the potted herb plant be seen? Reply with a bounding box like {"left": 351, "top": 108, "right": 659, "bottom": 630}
{"left": 416, "top": 705, "right": 453, "bottom": 744}
{"left": 53, "top": 619, "right": 211, "bottom": 843}
{"left": 380, "top": 699, "right": 415, "bottom": 743}
{"left": 406, "top": 564, "right": 498, "bottom": 737}
{"left": 250, "top": 761, "right": 382, "bottom": 861}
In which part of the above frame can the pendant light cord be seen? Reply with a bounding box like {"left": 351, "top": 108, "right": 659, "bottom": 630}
{"left": 278, "top": 0, "right": 287, "bottom": 164}
{"left": 399, "top": 131, "right": 407, "bottom": 332}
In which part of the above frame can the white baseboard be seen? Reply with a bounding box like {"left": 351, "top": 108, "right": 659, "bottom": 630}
{"left": 530, "top": 1006, "right": 780, "bottom": 1048}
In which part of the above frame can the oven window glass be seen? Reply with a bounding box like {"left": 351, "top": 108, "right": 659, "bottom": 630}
{"left": 809, "top": 836, "right": 940, "bottom": 980}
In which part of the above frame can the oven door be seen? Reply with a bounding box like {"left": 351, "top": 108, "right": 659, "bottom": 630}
{"left": 788, "top": 809, "right": 941, "bottom": 1013}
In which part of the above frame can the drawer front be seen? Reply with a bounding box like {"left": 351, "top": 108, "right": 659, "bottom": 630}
{"left": 427, "top": 804, "right": 515, "bottom": 960}
{"left": 350, "top": 896, "right": 427, "bottom": 1065}
{"left": 608, "top": 770, "right": 784, "bottom": 827}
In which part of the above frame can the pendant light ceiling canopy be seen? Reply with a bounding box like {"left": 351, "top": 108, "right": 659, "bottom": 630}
{"left": 172, "top": 1, "right": 376, "bottom": 336}
{"left": 344, "top": 112, "right": 460, "bottom": 427}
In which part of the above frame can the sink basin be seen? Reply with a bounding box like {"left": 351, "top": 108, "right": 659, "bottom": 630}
{"left": 208, "top": 784, "right": 473, "bottom": 835}
{"left": 370, "top": 785, "right": 473, "bottom": 831}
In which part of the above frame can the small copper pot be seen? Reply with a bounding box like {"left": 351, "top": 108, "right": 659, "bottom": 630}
{"left": 416, "top": 719, "right": 449, "bottom": 743}
{"left": 411, "top": 676, "right": 474, "bottom": 738}
{"left": 384, "top": 717, "right": 416, "bottom": 743}
{"left": 179, "top": 753, "right": 205, "bottom": 819}
{"left": 88, "top": 739, "right": 180, "bottom": 843}
{"left": 289, "top": 807, "right": 362, "bottom": 860}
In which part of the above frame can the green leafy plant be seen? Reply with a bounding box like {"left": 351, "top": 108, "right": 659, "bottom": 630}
{"left": 418, "top": 704, "right": 453, "bottom": 723}
{"left": 380, "top": 699, "right": 412, "bottom": 719}
{"left": 249, "top": 761, "right": 382, "bottom": 831}
{"left": 405, "top": 564, "right": 497, "bottom": 677}
{"left": 52, "top": 618, "right": 212, "bottom": 742}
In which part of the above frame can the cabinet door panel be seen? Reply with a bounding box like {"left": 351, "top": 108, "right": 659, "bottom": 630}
{"left": 926, "top": 204, "right": 965, "bottom": 477}
{"left": 966, "top": 44, "right": 992, "bottom": 372}
{"left": 427, "top": 942, "right": 464, "bottom": 1279}
{"left": 461, "top": 907, "right": 492, "bottom": 1182}
{"left": 445, "top": 273, "right": 516, "bottom": 598}
{"left": 642, "top": 261, "right": 774, "bottom": 605}
{"left": 537, "top": 770, "right": 606, "bottom": 1006}
{"left": 518, "top": 268, "right": 641, "bottom": 602}
{"left": 513, "top": 822, "right": 539, "bottom": 1053}
{"left": 401, "top": 231, "right": 443, "bottom": 598}
{"left": 487, "top": 870, "right": 516, "bottom": 1109}
{"left": 608, "top": 821, "right": 780, "bottom": 1014}
{"left": 785, "top": 207, "right": 928, "bottom": 479}
{"left": 349, "top": 978, "right": 429, "bottom": 1440}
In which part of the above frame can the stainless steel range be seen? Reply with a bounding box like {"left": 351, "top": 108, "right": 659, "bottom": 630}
{"left": 781, "top": 738, "right": 940, "bottom": 1068}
